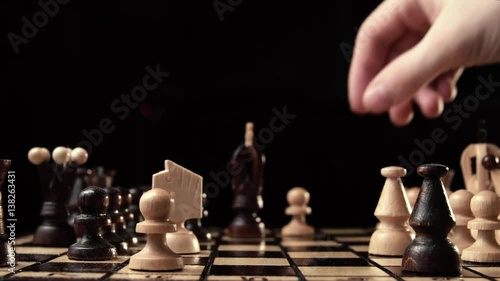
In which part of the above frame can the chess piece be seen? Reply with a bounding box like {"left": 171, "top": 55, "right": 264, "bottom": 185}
{"left": 0, "top": 159, "right": 15, "bottom": 267}
{"left": 31, "top": 146, "right": 87, "bottom": 247}
{"left": 281, "top": 186, "right": 314, "bottom": 237}
{"left": 129, "top": 187, "right": 184, "bottom": 271}
{"left": 185, "top": 193, "right": 212, "bottom": 242}
{"left": 402, "top": 164, "right": 461, "bottom": 275}
{"left": 368, "top": 166, "right": 413, "bottom": 256}
{"left": 69, "top": 166, "right": 112, "bottom": 236}
{"left": 68, "top": 186, "right": 117, "bottom": 260}
{"left": 67, "top": 167, "right": 90, "bottom": 236}
{"left": 118, "top": 187, "right": 139, "bottom": 245}
{"left": 154, "top": 160, "right": 203, "bottom": 254}
{"left": 405, "top": 186, "right": 420, "bottom": 235}
{"left": 483, "top": 154, "right": 500, "bottom": 196}
{"left": 101, "top": 187, "right": 128, "bottom": 255}
{"left": 127, "top": 186, "right": 146, "bottom": 234}
{"left": 441, "top": 169, "right": 454, "bottom": 197}
{"left": 227, "top": 122, "right": 265, "bottom": 238}
{"left": 448, "top": 189, "right": 475, "bottom": 254}
{"left": 28, "top": 147, "right": 52, "bottom": 191}
{"left": 405, "top": 187, "right": 420, "bottom": 209}
{"left": 461, "top": 190, "right": 500, "bottom": 263}
{"left": 460, "top": 120, "right": 500, "bottom": 194}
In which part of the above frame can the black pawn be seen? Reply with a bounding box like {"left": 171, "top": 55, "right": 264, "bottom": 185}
{"left": 117, "top": 187, "right": 138, "bottom": 245}
{"left": 101, "top": 187, "right": 128, "bottom": 255}
{"left": 127, "top": 186, "right": 146, "bottom": 242}
{"left": 68, "top": 186, "right": 117, "bottom": 260}
{"left": 402, "top": 164, "right": 461, "bottom": 275}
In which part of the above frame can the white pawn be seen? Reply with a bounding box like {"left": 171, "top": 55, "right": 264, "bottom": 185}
{"left": 368, "top": 166, "right": 413, "bottom": 256}
{"left": 52, "top": 146, "right": 71, "bottom": 165}
{"left": 281, "top": 187, "right": 314, "bottom": 237}
{"left": 462, "top": 190, "right": 500, "bottom": 263}
{"left": 129, "top": 188, "right": 184, "bottom": 271}
{"left": 448, "top": 189, "right": 475, "bottom": 254}
{"left": 70, "top": 147, "right": 89, "bottom": 165}
{"left": 27, "top": 147, "right": 51, "bottom": 165}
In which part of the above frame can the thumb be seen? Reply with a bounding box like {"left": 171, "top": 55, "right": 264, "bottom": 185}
{"left": 362, "top": 29, "right": 461, "bottom": 114}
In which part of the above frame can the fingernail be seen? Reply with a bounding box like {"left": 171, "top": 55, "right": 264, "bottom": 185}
{"left": 363, "top": 85, "right": 392, "bottom": 114}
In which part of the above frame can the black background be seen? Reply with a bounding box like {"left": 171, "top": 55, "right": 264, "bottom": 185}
{"left": 2, "top": 1, "right": 500, "bottom": 234}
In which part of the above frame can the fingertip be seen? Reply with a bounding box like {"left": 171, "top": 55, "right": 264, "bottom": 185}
{"left": 435, "top": 76, "right": 453, "bottom": 102}
{"left": 389, "top": 102, "right": 414, "bottom": 127}
{"left": 449, "top": 85, "right": 458, "bottom": 103}
{"left": 350, "top": 105, "right": 368, "bottom": 115}
{"left": 415, "top": 90, "right": 445, "bottom": 119}
{"left": 437, "top": 75, "right": 458, "bottom": 103}
{"left": 348, "top": 89, "right": 368, "bottom": 114}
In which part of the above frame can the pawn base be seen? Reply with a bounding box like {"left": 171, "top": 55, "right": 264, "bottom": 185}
{"left": 402, "top": 237, "right": 461, "bottom": 275}
{"left": 167, "top": 229, "right": 200, "bottom": 254}
{"left": 462, "top": 234, "right": 500, "bottom": 263}
{"left": 68, "top": 239, "right": 117, "bottom": 261}
{"left": 130, "top": 233, "right": 184, "bottom": 272}
{"left": 281, "top": 220, "right": 314, "bottom": 238}
{"left": 368, "top": 227, "right": 413, "bottom": 257}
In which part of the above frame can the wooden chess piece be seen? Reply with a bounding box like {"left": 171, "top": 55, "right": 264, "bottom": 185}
{"left": 70, "top": 166, "right": 116, "bottom": 226}
{"left": 129, "top": 187, "right": 184, "bottom": 271}
{"left": 118, "top": 187, "right": 139, "bottom": 245}
{"left": 101, "top": 187, "right": 128, "bottom": 255}
{"left": 448, "top": 189, "right": 475, "bottom": 254}
{"left": 441, "top": 170, "right": 454, "bottom": 197}
{"left": 405, "top": 186, "right": 420, "bottom": 235}
{"left": 460, "top": 120, "right": 500, "bottom": 194}
{"left": 31, "top": 146, "right": 85, "bottom": 247}
{"left": 369, "top": 166, "right": 413, "bottom": 256}
{"left": 0, "top": 159, "right": 15, "bottom": 267}
{"left": 281, "top": 186, "right": 314, "bottom": 237}
{"left": 154, "top": 160, "right": 203, "bottom": 254}
{"left": 227, "top": 122, "right": 265, "bottom": 238}
{"left": 482, "top": 154, "right": 500, "bottom": 196}
{"left": 405, "top": 187, "right": 420, "bottom": 209}
{"left": 68, "top": 186, "right": 117, "bottom": 260}
{"left": 28, "top": 147, "right": 52, "bottom": 193}
{"left": 67, "top": 167, "right": 90, "bottom": 237}
{"left": 127, "top": 186, "right": 147, "bottom": 234}
{"left": 185, "top": 193, "right": 212, "bottom": 242}
{"left": 402, "top": 164, "right": 461, "bottom": 275}
{"left": 461, "top": 190, "right": 500, "bottom": 263}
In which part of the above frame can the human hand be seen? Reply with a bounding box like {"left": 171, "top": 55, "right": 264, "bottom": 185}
{"left": 348, "top": 0, "right": 500, "bottom": 126}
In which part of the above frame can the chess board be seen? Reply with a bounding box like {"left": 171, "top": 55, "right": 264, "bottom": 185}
{"left": 2, "top": 227, "right": 500, "bottom": 281}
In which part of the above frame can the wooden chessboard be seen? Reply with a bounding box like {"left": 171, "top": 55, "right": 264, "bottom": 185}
{"left": 2, "top": 227, "right": 500, "bottom": 280}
